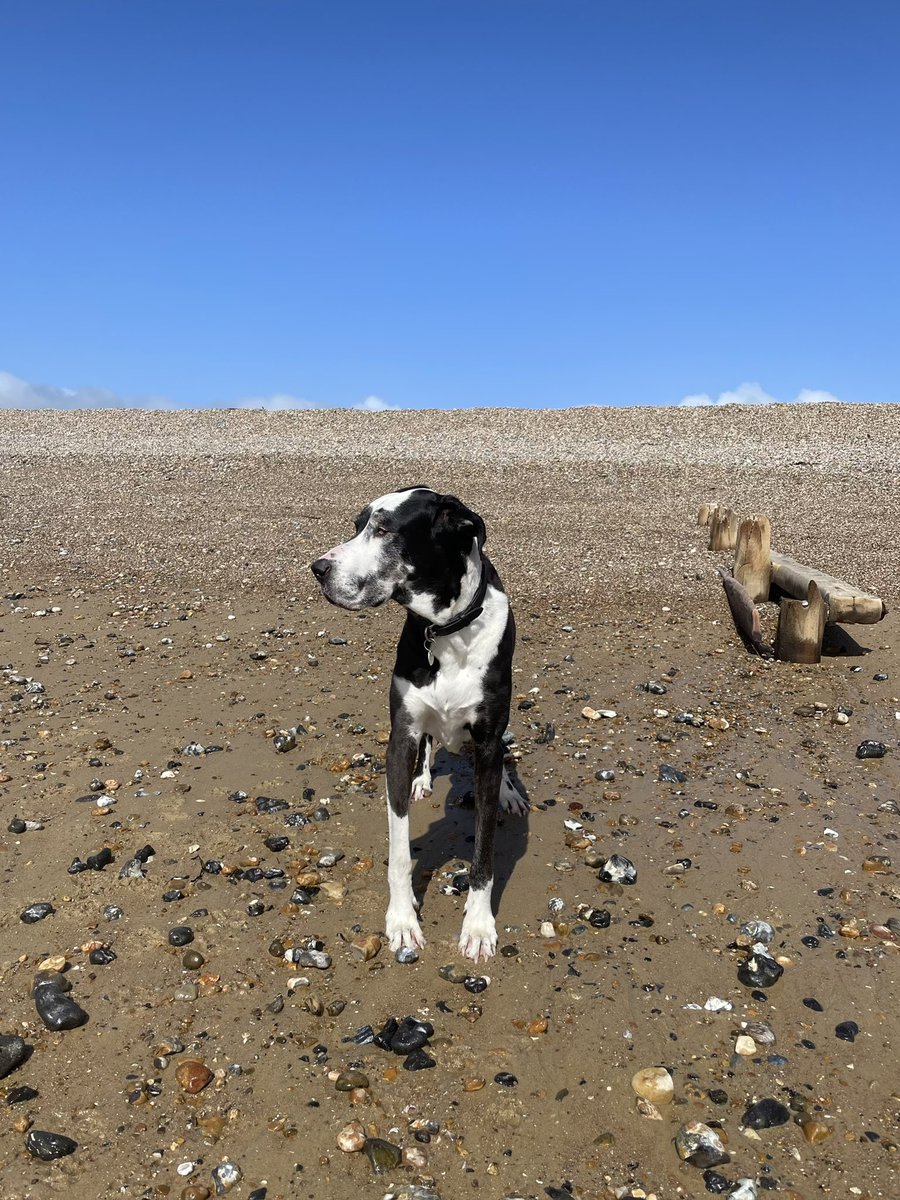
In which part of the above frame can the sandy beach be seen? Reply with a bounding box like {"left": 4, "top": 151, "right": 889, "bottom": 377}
{"left": 0, "top": 403, "right": 897, "bottom": 1200}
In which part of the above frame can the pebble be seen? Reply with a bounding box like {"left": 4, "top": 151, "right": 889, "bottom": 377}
{"left": 738, "top": 919, "right": 774, "bottom": 946}
{"left": 20, "top": 902, "right": 54, "bottom": 924}
{"left": 674, "top": 1121, "right": 730, "bottom": 1168}
{"left": 598, "top": 854, "right": 637, "bottom": 884}
{"left": 395, "top": 946, "right": 418, "bottom": 963}
{"left": 365, "top": 1137, "right": 402, "bottom": 1172}
{"left": 658, "top": 764, "right": 688, "bottom": 783}
{"left": 175, "top": 1059, "right": 214, "bottom": 1093}
{"left": 33, "top": 978, "right": 88, "bottom": 1031}
{"left": 835, "top": 1020, "right": 859, "bottom": 1042}
{"left": 729, "top": 1181, "right": 758, "bottom": 1200}
{"left": 464, "top": 976, "right": 489, "bottom": 994}
{"left": 494, "top": 1071, "right": 518, "bottom": 1087}
{"left": 802, "top": 997, "right": 823, "bottom": 1012}
{"left": 737, "top": 951, "right": 783, "bottom": 989}
{"left": 403, "top": 1048, "right": 436, "bottom": 1070}
{"left": 0, "top": 1035, "right": 28, "bottom": 1079}
{"left": 89, "top": 946, "right": 117, "bottom": 966}
{"left": 211, "top": 1162, "right": 242, "bottom": 1194}
{"left": 26, "top": 1129, "right": 78, "bottom": 1160}
{"left": 631, "top": 1066, "right": 674, "bottom": 1104}
{"left": 335, "top": 1070, "right": 369, "bottom": 1091}
{"left": 856, "top": 740, "right": 886, "bottom": 759}
{"left": 337, "top": 1120, "right": 366, "bottom": 1152}
{"left": 7, "top": 1085, "right": 39, "bottom": 1104}
{"left": 389, "top": 1017, "right": 434, "bottom": 1054}
{"left": 800, "top": 1115, "right": 834, "bottom": 1143}
{"left": 734, "top": 1034, "right": 757, "bottom": 1056}
{"left": 742, "top": 1098, "right": 790, "bottom": 1128}
{"left": 702, "top": 1169, "right": 731, "bottom": 1193}
{"left": 169, "top": 926, "right": 195, "bottom": 947}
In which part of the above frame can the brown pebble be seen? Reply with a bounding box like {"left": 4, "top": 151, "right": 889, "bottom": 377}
{"left": 181, "top": 1188, "right": 211, "bottom": 1200}
{"left": 182, "top": 950, "right": 205, "bottom": 970}
{"left": 801, "top": 1116, "right": 834, "bottom": 1144}
{"left": 464, "top": 1077, "right": 486, "bottom": 1091}
{"left": 174, "top": 1059, "right": 213, "bottom": 1094}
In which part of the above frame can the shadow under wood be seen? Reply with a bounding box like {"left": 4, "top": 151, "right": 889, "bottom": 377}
{"left": 409, "top": 748, "right": 530, "bottom": 916}
{"left": 821, "top": 624, "right": 872, "bottom": 657}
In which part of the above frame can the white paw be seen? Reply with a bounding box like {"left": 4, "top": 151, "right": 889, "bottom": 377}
{"left": 411, "top": 779, "right": 433, "bottom": 802}
{"left": 499, "top": 781, "right": 530, "bottom": 816}
{"left": 386, "top": 906, "right": 426, "bottom": 952}
{"left": 458, "top": 916, "right": 497, "bottom": 962}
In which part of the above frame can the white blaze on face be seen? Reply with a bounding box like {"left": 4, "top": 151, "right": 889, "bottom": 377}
{"left": 317, "top": 488, "right": 429, "bottom": 610}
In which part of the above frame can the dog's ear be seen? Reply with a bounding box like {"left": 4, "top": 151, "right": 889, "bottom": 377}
{"left": 433, "top": 494, "right": 486, "bottom": 551}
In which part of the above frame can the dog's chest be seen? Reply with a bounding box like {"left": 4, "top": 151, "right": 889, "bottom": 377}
{"left": 402, "top": 656, "right": 486, "bottom": 750}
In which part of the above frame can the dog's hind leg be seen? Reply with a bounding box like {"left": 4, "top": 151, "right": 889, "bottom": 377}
{"left": 410, "top": 734, "right": 433, "bottom": 802}
{"left": 459, "top": 739, "right": 502, "bottom": 962}
{"left": 385, "top": 730, "right": 426, "bottom": 951}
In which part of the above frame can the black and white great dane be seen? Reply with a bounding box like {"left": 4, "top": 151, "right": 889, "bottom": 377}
{"left": 311, "top": 487, "right": 527, "bottom": 961}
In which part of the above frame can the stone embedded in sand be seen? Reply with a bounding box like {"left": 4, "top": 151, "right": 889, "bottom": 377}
{"left": 862, "top": 855, "right": 892, "bottom": 873}
{"left": 658, "top": 763, "right": 688, "bottom": 783}
{"left": 0, "top": 1035, "right": 28, "bottom": 1079}
{"left": 674, "top": 1121, "right": 730, "bottom": 1168}
{"left": 26, "top": 1129, "right": 77, "bottom": 1160}
{"left": 175, "top": 1058, "right": 214, "bottom": 1093}
{"left": 734, "top": 1034, "right": 757, "bottom": 1056}
{"left": 395, "top": 946, "right": 418, "bottom": 963}
{"left": 742, "top": 1098, "right": 790, "bottom": 1129}
{"left": 364, "top": 1136, "right": 402, "bottom": 1172}
{"left": 33, "top": 979, "right": 87, "bottom": 1031}
{"left": 598, "top": 854, "right": 637, "bottom": 884}
{"left": 211, "top": 1162, "right": 241, "bottom": 1194}
{"left": 835, "top": 1020, "right": 859, "bottom": 1042}
{"left": 800, "top": 1115, "right": 834, "bottom": 1143}
{"left": 631, "top": 1066, "right": 674, "bottom": 1104}
{"left": 337, "top": 1121, "right": 366, "bottom": 1152}
{"left": 335, "top": 1070, "right": 369, "bottom": 1091}
{"left": 389, "top": 1016, "right": 434, "bottom": 1055}
{"left": 729, "top": 1181, "right": 758, "bottom": 1200}
{"left": 856, "top": 740, "right": 886, "bottom": 759}
{"left": 403, "top": 1048, "right": 436, "bottom": 1070}
{"left": 737, "top": 950, "right": 783, "bottom": 989}
{"left": 20, "top": 902, "right": 54, "bottom": 924}
{"left": 349, "top": 934, "right": 382, "bottom": 961}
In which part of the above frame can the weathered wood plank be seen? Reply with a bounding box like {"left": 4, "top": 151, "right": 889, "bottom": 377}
{"left": 770, "top": 552, "right": 884, "bottom": 624}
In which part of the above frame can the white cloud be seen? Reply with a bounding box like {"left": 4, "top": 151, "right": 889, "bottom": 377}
{"left": 353, "top": 394, "right": 399, "bottom": 411}
{"left": 679, "top": 380, "right": 841, "bottom": 407}
{"left": 0, "top": 369, "right": 169, "bottom": 409}
{"left": 0, "top": 370, "right": 402, "bottom": 412}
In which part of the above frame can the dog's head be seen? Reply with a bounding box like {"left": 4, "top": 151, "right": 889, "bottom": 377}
{"left": 311, "top": 487, "right": 486, "bottom": 613}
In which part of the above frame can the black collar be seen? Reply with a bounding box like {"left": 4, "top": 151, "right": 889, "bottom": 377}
{"left": 423, "top": 564, "right": 489, "bottom": 663}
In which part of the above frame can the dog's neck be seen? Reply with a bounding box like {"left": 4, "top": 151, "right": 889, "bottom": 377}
{"left": 404, "top": 541, "right": 486, "bottom": 628}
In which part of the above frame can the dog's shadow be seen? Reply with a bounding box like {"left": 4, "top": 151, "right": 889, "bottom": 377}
{"left": 409, "top": 749, "right": 530, "bottom": 918}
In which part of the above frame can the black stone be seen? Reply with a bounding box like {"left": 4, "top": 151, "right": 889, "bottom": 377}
{"left": 707, "top": 1088, "right": 729, "bottom": 1105}
{"left": 0, "top": 1035, "right": 29, "bottom": 1079}
{"left": 403, "top": 1048, "right": 436, "bottom": 1070}
{"left": 389, "top": 1016, "right": 433, "bottom": 1055}
{"left": 589, "top": 908, "right": 612, "bottom": 928}
{"left": 835, "top": 1021, "right": 859, "bottom": 1042}
{"left": 68, "top": 858, "right": 88, "bottom": 874}
{"left": 856, "top": 740, "right": 886, "bottom": 759}
{"left": 162, "top": 889, "right": 184, "bottom": 902}
{"left": 342, "top": 1025, "right": 375, "bottom": 1045}
{"left": 802, "top": 997, "right": 824, "bottom": 1012}
{"left": 20, "top": 902, "right": 54, "bottom": 924}
{"left": 703, "top": 1170, "right": 731, "bottom": 1194}
{"left": 168, "top": 926, "right": 194, "bottom": 947}
{"left": 464, "top": 976, "right": 488, "bottom": 994}
{"left": 89, "top": 947, "right": 117, "bottom": 966}
{"left": 738, "top": 953, "right": 783, "bottom": 989}
{"left": 134, "top": 844, "right": 156, "bottom": 863}
{"left": 33, "top": 982, "right": 88, "bottom": 1031}
{"left": 26, "top": 1129, "right": 77, "bottom": 1160}
{"left": 494, "top": 1071, "right": 518, "bottom": 1087}
{"left": 658, "top": 764, "right": 688, "bottom": 783}
{"left": 8, "top": 818, "right": 26, "bottom": 834}
{"left": 742, "top": 1098, "right": 790, "bottom": 1129}
{"left": 801, "top": 936, "right": 820, "bottom": 948}
{"left": 6, "top": 1085, "right": 38, "bottom": 1104}
{"left": 264, "top": 835, "right": 290, "bottom": 852}
{"left": 85, "top": 847, "right": 113, "bottom": 871}
{"left": 255, "top": 795, "right": 289, "bottom": 814}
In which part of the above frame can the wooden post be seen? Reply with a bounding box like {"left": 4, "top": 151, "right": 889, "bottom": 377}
{"left": 771, "top": 553, "right": 884, "bottom": 624}
{"left": 709, "top": 507, "right": 739, "bottom": 551}
{"left": 775, "top": 580, "right": 827, "bottom": 664}
{"left": 734, "top": 515, "right": 772, "bottom": 603}
{"left": 698, "top": 502, "right": 718, "bottom": 527}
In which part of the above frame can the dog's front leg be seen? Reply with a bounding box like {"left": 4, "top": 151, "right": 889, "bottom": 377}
{"left": 459, "top": 739, "right": 502, "bottom": 961}
{"left": 385, "top": 731, "right": 426, "bottom": 951}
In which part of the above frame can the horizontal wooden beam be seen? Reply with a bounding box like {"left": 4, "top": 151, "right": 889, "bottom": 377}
{"left": 771, "top": 552, "right": 885, "bottom": 624}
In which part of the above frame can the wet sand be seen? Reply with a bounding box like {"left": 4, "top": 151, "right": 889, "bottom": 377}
{"left": 0, "top": 404, "right": 897, "bottom": 1200}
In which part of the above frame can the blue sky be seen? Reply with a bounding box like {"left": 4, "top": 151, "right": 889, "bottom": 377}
{"left": 1, "top": 1, "right": 897, "bottom": 410}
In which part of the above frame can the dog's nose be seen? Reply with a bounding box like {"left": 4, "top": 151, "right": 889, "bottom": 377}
{"left": 310, "top": 557, "right": 332, "bottom": 581}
